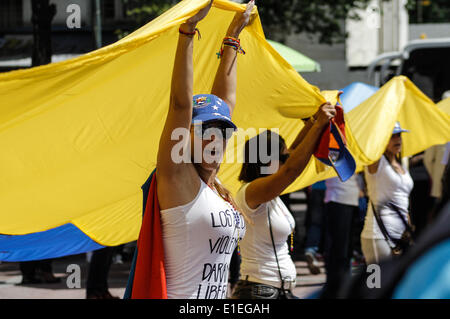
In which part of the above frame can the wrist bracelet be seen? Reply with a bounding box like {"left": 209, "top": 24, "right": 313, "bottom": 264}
{"left": 179, "top": 27, "right": 201, "bottom": 40}
{"left": 216, "top": 36, "right": 245, "bottom": 59}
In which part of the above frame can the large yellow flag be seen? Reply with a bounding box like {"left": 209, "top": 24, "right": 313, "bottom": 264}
{"left": 1, "top": 0, "right": 449, "bottom": 253}
{"left": 238, "top": 76, "right": 450, "bottom": 195}
{"left": 346, "top": 76, "right": 450, "bottom": 160}
{"left": 0, "top": 0, "right": 324, "bottom": 247}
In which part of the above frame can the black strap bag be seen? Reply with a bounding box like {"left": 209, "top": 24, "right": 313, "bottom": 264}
{"left": 371, "top": 201, "right": 415, "bottom": 256}
{"left": 267, "top": 207, "right": 297, "bottom": 299}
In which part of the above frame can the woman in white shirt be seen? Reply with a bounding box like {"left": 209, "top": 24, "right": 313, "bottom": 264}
{"left": 154, "top": 1, "right": 253, "bottom": 299}
{"left": 361, "top": 122, "right": 414, "bottom": 264}
{"left": 231, "top": 102, "right": 336, "bottom": 299}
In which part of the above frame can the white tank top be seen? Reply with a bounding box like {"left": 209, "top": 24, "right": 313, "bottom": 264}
{"left": 160, "top": 179, "right": 246, "bottom": 299}
{"left": 361, "top": 155, "right": 414, "bottom": 240}
{"left": 235, "top": 183, "right": 296, "bottom": 288}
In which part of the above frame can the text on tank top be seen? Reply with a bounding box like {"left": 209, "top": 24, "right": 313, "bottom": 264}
{"left": 160, "top": 179, "right": 246, "bottom": 299}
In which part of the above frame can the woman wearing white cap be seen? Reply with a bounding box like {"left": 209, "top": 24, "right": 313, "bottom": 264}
{"left": 154, "top": 1, "right": 255, "bottom": 299}
{"left": 361, "top": 122, "right": 414, "bottom": 264}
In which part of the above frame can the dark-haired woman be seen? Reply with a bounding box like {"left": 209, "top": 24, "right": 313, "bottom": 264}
{"left": 154, "top": 1, "right": 254, "bottom": 299}
{"left": 360, "top": 122, "right": 414, "bottom": 264}
{"left": 231, "top": 102, "right": 336, "bottom": 299}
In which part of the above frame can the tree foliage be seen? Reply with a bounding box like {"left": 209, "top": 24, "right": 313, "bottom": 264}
{"left": 406, "top": 0, "right": 450, "bottom": 24}
{"left": 116, "top": 0, "right": 376, "bottom": 43}
{"left": 116, "top": 0, "right": 177, "bottom": 38}
{"left": 255, "top": 0, "right": 374, "bottom": 44}
{"left": 117, "top": 0, "right": 383, "bottom": 44}
{"left": 123, "top": 0, "right": 177, "bottom": 26}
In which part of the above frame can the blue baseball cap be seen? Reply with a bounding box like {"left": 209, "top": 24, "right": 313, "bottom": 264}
{"left": 192, "top": 94, "right": 237, "bottom": 130}
{"left": 392, "top": 121, "right": 409, "bottom": 134}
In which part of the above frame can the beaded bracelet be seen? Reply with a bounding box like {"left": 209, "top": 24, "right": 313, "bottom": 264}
{"left": 216, "top": 36, "right": 246, "bottom": 59}
{"left": 178, "top": 27, "right": 201, "bottom": 40}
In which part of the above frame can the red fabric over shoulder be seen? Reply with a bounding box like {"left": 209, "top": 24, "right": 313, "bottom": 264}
{"left": 131, "top": 175, "right": 167, "bottom": 299}
{"left": 314, "top": 123, "right": 331, "bottom": 159}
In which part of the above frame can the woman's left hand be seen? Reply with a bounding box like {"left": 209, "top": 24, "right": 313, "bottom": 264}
{"left": 227, "top": 0, "right": 255, "bottom": 38}
{"left": 315, "top": 102, "right": 336, "bottom": 126}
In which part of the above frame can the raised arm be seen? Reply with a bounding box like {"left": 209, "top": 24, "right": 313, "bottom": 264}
{"left": 245, "top": 102, "right": 336, "bottom": 209}
{"left": 288, "top": 117, "right": 316, "bottom": 152}
{"left": 211, "top": 0, "right": 254, "bottom": 114}
{"left": 156, "top": 1, "right": 213, "bottom": 209}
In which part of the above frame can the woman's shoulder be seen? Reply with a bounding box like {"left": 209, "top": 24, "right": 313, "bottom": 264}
{"left": 236, "top": 182, "right": 267, "bottom": 217}
{"left": 366, "top": 155, "right": 388, "bottom": 176}
{"left": 160, "top": 177, "right": 207, "bottom": 214}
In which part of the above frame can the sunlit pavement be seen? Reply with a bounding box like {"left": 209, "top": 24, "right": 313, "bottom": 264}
{"left": 293, "top": 260, "right": 326, "bottom": 298}
{"left": 0, "top": 255, "right": 328, "bottom": 299}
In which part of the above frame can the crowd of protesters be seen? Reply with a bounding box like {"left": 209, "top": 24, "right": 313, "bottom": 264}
{"left": 4, "top": 0, "right": 449, "bottom": 300}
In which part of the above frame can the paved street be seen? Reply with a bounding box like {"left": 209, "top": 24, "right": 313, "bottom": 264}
{"left": 0, "top": 254, "right": 325, "bottom": 299}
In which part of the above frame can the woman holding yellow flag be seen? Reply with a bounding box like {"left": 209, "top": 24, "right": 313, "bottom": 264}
{"left": 153, "top": 1, "right": 254, "bottom": 299}
{"left": 361, "top": 122, "right": 414, "bottom": 264}
{"left": 231, "top": 102, "right": 336, "bottom": 299}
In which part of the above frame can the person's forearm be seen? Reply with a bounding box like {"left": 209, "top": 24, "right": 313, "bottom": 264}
{"left": 211, "top": 30, "right": 240, "bottom": 113}
{"left": 282, "top": 121, "right": 327, "bottom": 180}
{"left": 211, "top": 0, "right": 254, "bottom": 114}
{"left": 170, "top": 23, "right": 195, "bottom": 110}
{"left": 288, "top": 118, "right": 315, "bottom": 151}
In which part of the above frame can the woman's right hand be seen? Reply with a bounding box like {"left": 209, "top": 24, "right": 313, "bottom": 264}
{"left": 181, "top": 0, "right": 213, "bottom": 32}
{"left": 314, "top": 102, "right": 336, "bottom": 126}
